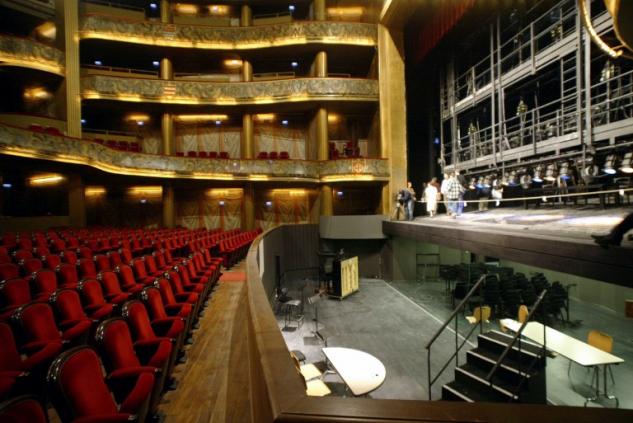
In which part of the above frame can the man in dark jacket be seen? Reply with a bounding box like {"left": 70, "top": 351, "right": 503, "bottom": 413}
{"left": 456, "top": 170, "right": 469, "bottom": 215}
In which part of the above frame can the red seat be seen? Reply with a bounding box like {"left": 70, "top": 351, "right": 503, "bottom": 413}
{"left": 95, "top": 318, "right": 170, "bottom": 416}
{"left": 197, "top": 151, "right": 208, "bottom": 158}
{"left": 279, "top": 151, "right": 290, "bottom": 159}
{"left": 28, "top": 124, "right": 44, "bottom": 133}
{"left": 47, "top": 346, "right": 154, "bottom": 423}
{"left": 0, "top": 278, "right": 33, "bottom": 322}
{"left": 208, "top": 151, "right": 218, "bottom": 159}
{"left": 114, "top": 265, "right": 144, "bottom": 294}
{"left": 141, "top": 286, "right": 192, "bottom": 336}
{"left": 187, "top": 151, "right": 197, "bottom": 157}
{"left": 155, "top": 277, "right": 200, "bottom": 319}
{"left": 257, "top": 151, "right": 268, "bottom": 159}
{"left": 131, "top": 259, "right": 156, "bottom": 286}
{"left": 13, "top": 250, "right": 33, "bottom": 262}
{"left": 219, "top": 151, "right": 229, "bottom": 159}
{"left": 117, "top": 141, "right": 129, "bottom": 151}
{"left": 77, "top": 246, "right": 93, "bottom": 260}
{"left": 268, "top": 151, "right": 278, "bottom": 159}
{"left": 120, "top": 247, "right": 133, "bottom": 264}
{"left": 49, "top": 289, "right": 95, "bottom": 331}
{"left": 0, "top": 395, "right": 48, "bottom": 423}
{"left": 42, "top": 254, "right": 61, "bottom": 270}
{"left": 106, "top": 140, "right": 118, "bottom": 149}
{"left": 175, "top": 152, "right": 184, "bottom": 157}
{"left": 12, "top": 302, "right": 89, "bottom": 351}
{"left": 0, "top": 254, "right": 10, "bottom": 265}
{"left": 97, "top": 271, "right": 134, "bottom": 304}
{"left": 44, "top": 127, "right": 61, "bottom": 136}
{"left": 108, "top": 250, "right": 123, "bottom": 268}
{"left": 77, "top": 258, "right": 98, "bottom": 279}
{"left": 0, "top": 263, "right": 20, "bottom": 281}
{"left": 56, "top": 263, "right": 79, "bottom": 288}
{"left": 60, "top": 250, "right": 77, "bottom": 265}
{"left": 77, "top": 278, "right": 115, "bottom": 319}
{"left": 94, "top": 254, "right": 111, "bottom": 272}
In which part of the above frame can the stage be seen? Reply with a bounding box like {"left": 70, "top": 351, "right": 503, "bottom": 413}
{"left": 384, "top": 206, "right": 633, "bottom": 286}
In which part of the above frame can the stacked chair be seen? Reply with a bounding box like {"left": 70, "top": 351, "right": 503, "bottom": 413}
{"left": 0, "top": 226, "right": 258, "bottom": 421}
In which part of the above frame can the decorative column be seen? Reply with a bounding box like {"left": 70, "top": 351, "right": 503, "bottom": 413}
{"left": 162, "top": 183, "right": 175, "bottom": 228}
{"left": 160, "top": 57, "right": 174, "bottom": 155}
{"left": 56, "top": 0, "right": 81, "bottom": 137}
{"left": 316, "top": 108, "right": 328, "bottom": 161}
{"left": 68, "top": 174, "right": 86, "bottom": 227}
{"left": 315, "top": 51, "right": 328, "bottom": 77}
{"left": 240, "top": 5, "right": 252, "bottom": 26}
{"left": 320, "top": 185, "right": 333, "bottom": 216}
{"left": 241, "top": 59, "right": 254, "bottom": 159}
{"left": 378, "top": 24, "right": 407, "bottom": 215}
{"left": 242, "top": 183, "right": 255, "bottom": 230}
{"left": 160, "top": 0, "right": 172, "bottom": 23}
{"left": 313, "top": 0, "right": 326, "bottom": 21}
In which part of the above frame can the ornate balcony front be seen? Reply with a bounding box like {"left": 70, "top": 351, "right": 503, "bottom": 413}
{"left": 0, "top": 35, "right": 64, "bottom": 76}
{"left": 81, "top": 75, "right": 379, "bottom": 105}
{"left": 80, "top": 15, "right": 377, "bottom": 49}
{"left": 0, "top": 123, "right": 389, "bottom": 182}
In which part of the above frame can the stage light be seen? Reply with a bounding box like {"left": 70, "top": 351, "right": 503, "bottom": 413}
{"left": 281, "top": 120, "right": 289, "bottom": 126}
{"left": 149, "top": 3, "right": 158, "bottom": 10}
{"left": 2, "top": 183, "right": 12, "bottom": 189}
{"left": 603, "top": 154, "right": 618, "bottom": 174}
{"left": 152, "top": 61, "right": 160, "bottom": 67}
{"left": 289, "top": 5, "right": 295, "bottom": 12}
{"left": 619, "top": 152, "right": 633, "bottom": 173}
{"left": 81, "top": 119, "right": 86, "bottom": 124}
{"left": 94, "top": 60, "right": 102, "bottom": 66}
{"left": 291, "top": 61, "right": 299, "bottom": 68}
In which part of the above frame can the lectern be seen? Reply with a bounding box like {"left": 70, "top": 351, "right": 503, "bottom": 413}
{"left": 329, "top": 256, "right": 359, "bottom": 299}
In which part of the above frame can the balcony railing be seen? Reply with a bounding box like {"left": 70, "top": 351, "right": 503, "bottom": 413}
{"left": 81, "top": 75, "right": 379, "bottom": 105}
{"left": 0, "top": 123, "right": 388, "bottom": 182}
{"left": 0, "top": 34, "right": 64, "bottom": 75}
{"left": 80, "top": 14, "right": 377, "bottom": 49}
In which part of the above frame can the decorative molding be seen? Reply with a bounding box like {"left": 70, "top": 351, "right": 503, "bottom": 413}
{"left": 81, "top": 75, "right": 379, "bottom": 105}
{"left": 0, "top": 124, "right": 388, "bottom": 182}
{"left": 80, "top": 15, "right": 377, "bottom": 49}
{"left": 0, "top": 35, "right": 64, "bottom": 76}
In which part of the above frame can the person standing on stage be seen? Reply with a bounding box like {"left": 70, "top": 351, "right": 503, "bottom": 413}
{"left": 424, "top": 179, "right": 438, "bottom": 217}
{"left": 591, "top": 211, "right": 633, "bottom": 247}
{"left": 440, "top": 173, "right": 450, "bottom": 216}
{"left": 445, "top": 172, "right": 464, "bottom": 218}
{"left": 406, "top": 181, "right": 416, "bottom": 221}
{"left": 456, "top": 169, "right": 469, "bottom": 215}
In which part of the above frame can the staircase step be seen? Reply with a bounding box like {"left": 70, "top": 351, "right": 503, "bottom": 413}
{"left": 478, "top": 330, "right": 544, "bottom": 362}
{"left": 455, "top": 364, "right": 519, "bottom": 402}
{"left": 442, "top": 380, "right": 505, "bottom": 403}
{"left": 467, "top": 347, "right": 541, "bottom": 384}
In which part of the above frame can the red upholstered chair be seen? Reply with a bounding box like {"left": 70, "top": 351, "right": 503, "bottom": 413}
{"left": 122, "top": 300, "right": 185, "bottom": 376}
{"left": 130, "top": 143, "right": 141, "bottom": 153}
{"left": 77, "top": 278, "right": 115, "bottom": 319}
{"left": 77, "top": 246, "right": 93, "bottom": 260}
{"left": 120, "top": 248, "right": 134, "bottom": 264}
{"left": 47, "top": 346, "right": 153, "bottom": 423}
{"left": 219, "top": 151, "right": 229, "bottom": 159}
{"left": 50, "top": 238, "right": 66, "bottom": 253}
{"left": 131, "top": 259, "right": 155, "bottom": 286}
{"left": 279, "top": 151, "right": 290, "bottom": 159}
{"left": 114, "top": 266, "right": 145, "bottom": 295}
{"left": 141, "top": 286, "right": 192, "bottom": 336}
{"left": 94, "top": 254, "right": 111, "bottom": 272}
{"left": 208, "top": 151, "right": 218, "bottom": 159}
{"left": 97, "top": 271, "right": 134, "bottom": 304}
{"left": 29, "top": 124, "right": 45, "bottom": 133}
{"left": 42, "top": 255, "right": 61, "bottom": 270}
{"left": 108, "top": 250, "right": 124, "bottom": 269}
{"left": 0, "top": 279, "right": 33, "bottom": 322}
{"left": 0, "top": 254, "right": 10, "bottom": 265}
{"left": 155, "top": 277, "right": 200, "bottom": 319}
{"left": 106, "top": 139, "right": 118, "bottom": 149}
{"left": 65, "top": 237, "right": 80, "bottom": 249}
{"left": 268, "top": 151, "right": 278, "bottom": 160}
{"left": 13, "top": 250, "right": 33, "bottom": 262}
{"left": 60, "top": 250, "right": 77, "bottom": 265}
{"left": 12, "top": 302, "right": 89, "bottom": 351}
{"left": 197, "top": 151, "right": 208, "bottom": 158}
{"left": 44, "top": 127, "right": 61, "bottom": 136}
{"left": 117, "top": 141, "right": 129, "bottom": 151}
{"left": 33, "top": 246, "right": 50, "bottom": 257}
{"left": 49, "top": 289, "right": 96, "bottom": 331}
{"left": 187, "top": 151, "right": 197, "bottom": 158}
{"left": 17, "top": 239, "right": 32, "bottom": 251}
{"left": 77, "top": 258, "right": 98, "bottom": 279}
{"left": 95, "top": 318, "right": 170, "bottom": 415}
{"left": 257, "top": 151, "right": 268, "bottom": 159}
{"left": 151, "top": 250, "right": 171, "bottom": 273}
{"left": 0, "top": 323, "right": 62, "bottom": 399}
{"left": 56, "top": 263, "right": 79, "bottom": 288}
{"left": 33, "top": 269, "right": 66, "bottom": 301}
{"left": 175, "top": 151, "right": 184, "bottom": 157}
{"left": 0, "top": 395, "right": 48, "bottom": 423}
{"left": 0, "top": 263, "right": 20, "bottom": 281}
{"left": 166, "top": 269, "right": 205, "bottom": 296}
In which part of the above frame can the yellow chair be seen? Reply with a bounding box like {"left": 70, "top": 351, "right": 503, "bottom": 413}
{"left": 292, "top": 353, "right": 332, "bottom": 397}
{"left": 518, "top": 305, "right": 529, "bottom": 323}
{"left": 466, "top": 306, "right": 491, "bottom": 324}
{"left": 588, "top": 330, "right": 616, "bottom": 384}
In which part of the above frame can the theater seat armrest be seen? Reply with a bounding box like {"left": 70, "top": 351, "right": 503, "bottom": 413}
{"left": 119, "top": 372, "right": 154, "bottom": 414}
{"left": 74, "top": 414, "right": 136, "bottom": 423}
{"left": 109, "top": 366, "right": 159, "bottom": 380}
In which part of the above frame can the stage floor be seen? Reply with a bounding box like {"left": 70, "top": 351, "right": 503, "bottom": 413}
{"left": 409, "top": 206, "right": 633, "bottom": 248}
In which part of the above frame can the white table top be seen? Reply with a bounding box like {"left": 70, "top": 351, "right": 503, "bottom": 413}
{"left": 500, "top": 319, "right": 624, "bottom": 367}
{"left": 322, "top": 347, "right": 386, "bottom": 396}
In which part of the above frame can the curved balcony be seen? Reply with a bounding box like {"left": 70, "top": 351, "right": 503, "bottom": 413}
{"left": 0, "top": 34, "right": 64, "bottom": 76}
{"left": 0, "top": 123, "right": 388, "bottom": 182}
{"left": 81, "top": 75, "right": 379, "bottom": 105}
{"left": 80, "top": 14, "right": 377, "bottom": 49}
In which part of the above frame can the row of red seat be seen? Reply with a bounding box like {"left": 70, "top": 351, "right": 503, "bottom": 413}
{"left": 176, "top": 151, "right": 230, "bottom": 159}
{"left": 93, "top": 138, "right": 142, "bottom": 153}
{"left": 256, "top": 151, "right": 290, "bottom": 160}
{"left": 0, "top": 226, "right": 235, "bottom": 421}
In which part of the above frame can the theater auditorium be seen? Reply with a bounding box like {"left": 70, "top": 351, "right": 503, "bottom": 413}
{"left": 0, "top": 0, "right": 632, "bottom": 422}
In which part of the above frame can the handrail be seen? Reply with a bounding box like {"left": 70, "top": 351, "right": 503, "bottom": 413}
{"left": 486, "top": 289, "right": 548, "bottom": 393}
{"left": 83, "top": 0, "right": 145, "bottom": 13}
{"left": 425, "top": 273, "right": 487, "bottom": 400}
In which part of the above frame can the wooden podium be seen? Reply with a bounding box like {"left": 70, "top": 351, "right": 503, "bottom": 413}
{"left": 330, "top": 256, "right": 359, "bottom": 299}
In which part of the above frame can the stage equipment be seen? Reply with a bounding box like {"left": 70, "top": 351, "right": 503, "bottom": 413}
{"left": 532, "top": 165, "right": 544, "bottom": 183}
{"left": 544, "top": 163, "right": 558, "bottom": 182}
{"left": 619, "top": 152, "right": 633, "bottom": 173}
{"left": 559, "top": 161, "right": 572, "bottom": 181}
{"left": 603, "top": 154, "right": 618, "bottom": 175}
{"left": 579, "top": 0, "right": 633, "bottom": 59}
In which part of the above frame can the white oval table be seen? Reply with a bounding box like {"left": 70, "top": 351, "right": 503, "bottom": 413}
{"left": 321, "top": 347, "right": 386, "bottom": 396}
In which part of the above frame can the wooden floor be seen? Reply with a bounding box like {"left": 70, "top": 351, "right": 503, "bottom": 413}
{"left": 159, "top": 262, "right": 251, "bottom": 423}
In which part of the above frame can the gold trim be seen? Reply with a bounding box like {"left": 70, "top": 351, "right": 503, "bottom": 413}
{"left": 80, "top": 15, "right": 377, "bottom": 49}
{"left": 81, "top": 75, "right": 379, "bottom": 105}
{"left": 0, "top": 35, "right": 65, "bottom": 76}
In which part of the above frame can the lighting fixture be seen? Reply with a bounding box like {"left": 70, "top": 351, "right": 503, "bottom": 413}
{"left": 289, "top": 5, "right": 295, "bottom": 12}
{"left": 128, "top": 186, "right": 162, "bottom": 196}
{"left": 336, "top": 191, "right": 344, "bottom": 197}
{"left": 152, "top": 61, "right": 160, "bottom": 67}
{"left": 291, "top": 61, "right": 298, "bottom": 68}
{"left": 125, "top": 113, "right": 150, "bottom": 124}
{"left": 85, "top": 187, "right": 106, "bottom": 196}
{"left": 434, "top": 137, "right": 440, "bottom": 145}
{"left": 265, "top": 201, "right": 273, "bottom": 207}
{"left": 327, "top": 6, "right": 364, "bottom": 19}
{"left": 175, "top": 4, "right": 199, "bottom": 15}
{"left": 208, "top": 5, "right": 229, "bottom": 15}
{"left": 81, "top": 119, "right": 87, "bottom": 124}
{"left": 174, "top": 114, "right": 228, "bottom": 123}
{"left": 223, "top": 59, "right": 243, "bottom": 69}
{"left": 29, "top": 174, "right": 64, "bottom": 186}
{"left": 2, "top": 183, "right": 12, "bottom": 189}
{"left": 94, "top": 60, "right": 102, "bottom": 66}
{"left": 215, "top": 120, "right": 222, "bottom": 125}
{"left": 23, "top": 87, "right": 52, "bottom": 101}
{"left": 140, "top": 198, "right": 147, "bottom": 204}
{"left": 544, "top": 163, "right": 558, "bottom": 182}
{"left": 35, "top": 21, "right": 56, "bottom": 40}
{"left": 532, "top": 165, "right": 544, "bottom": 183}
{"left": 254, "top": 113, "right": 276, "bottom": 122}
{"left": 327, "top": 113, "right": 341, "bottom": 124}
{"left": 619, "top": 152, "right": 633, "bottom": 173}
{"left": 219, "top": 200, "right": 225, "bottom": 206}
{"left": 281, "top": 120, "right": 289, "bottom": 126}
{"left": 603, "top": 154, "right": 618, "bottom": 175}
{"left": 149, "top": 3, "right": 158, "bottom": 10}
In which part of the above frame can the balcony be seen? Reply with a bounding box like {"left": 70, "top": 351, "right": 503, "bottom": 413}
{"left": 0, "top": 34, "right": 64, "bottom": 76}
{"left": 79, "top": 14, "right": 377, "bottom": 49}
{"left": 0, "top": 123, "right": 389, "bottom": 182}
{"left": 81, "top": 75, "right": 379, "bottom": 105}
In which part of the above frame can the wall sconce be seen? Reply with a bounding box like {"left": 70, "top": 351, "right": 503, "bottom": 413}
{"left": 29, "top": 174, "right": 64, "bottom": 186}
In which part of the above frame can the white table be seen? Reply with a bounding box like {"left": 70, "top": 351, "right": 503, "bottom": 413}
{"left": 321, "top": 347, "right": 386, "bottom": 396}
{"left": 501, "top": 319, "right": 624, "bottom": 407}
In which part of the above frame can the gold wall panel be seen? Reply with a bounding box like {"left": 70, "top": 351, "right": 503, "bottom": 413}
{"left": 0, "top": 124, "right": 389, "bottom": 182}
{"left": 81, "top": 75, "right": 379, "bottom": 105}
{"left": 80, "top": 15, "right": 377, "bottom": 48}
{"left": 0, "top": 35, "right": 65, "bottom": 76}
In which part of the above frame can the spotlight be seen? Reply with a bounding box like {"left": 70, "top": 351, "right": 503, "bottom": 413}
{"left": 2, "top": 183, "right": 12, "bottom": 188}
{"left": 150, "top": 3, "right": 158, "bottom": 10}
{"left": 544, "top": 163, "right": 558, "bottom": 182}
{"left": 140, "top": 198, "right": 147, "bottom": 204}
{"left": 291, "top": 61, "right": 298, "bottom": 68}
{"left": 94, "top": 60, "right": 102, "bottom": 66}
{"left": 603, "top": 154, "right": 618, "bottom": 174}
{"left": 336, "top": 191, "right": 344, "bottom": 198}
{"left": 289, "top": 5, "right": 295, "bottom": 12}
{"left": 281, "top": 120, "right": 289, "bottom": 126}
{"left": 559, "top": 161, "right": 571, "bottom": 181}
{"left": 619, "top": 152, "right": 633, "bottom": 173}
{"left": 152, "top": 60, "right": 160, "bottom": 67}
{"left": 80, "top": 119, "right": 87, "bottom": 125}
{"left": 532, "top": 165, "right": 544, "bottom": 183}
{"left": 434, "top": 137, "right": 440, "bottom": 145}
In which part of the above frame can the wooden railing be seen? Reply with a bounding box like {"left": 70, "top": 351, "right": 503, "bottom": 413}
{"left": 242, "top": 225, "right": 633, "bottom": 422}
